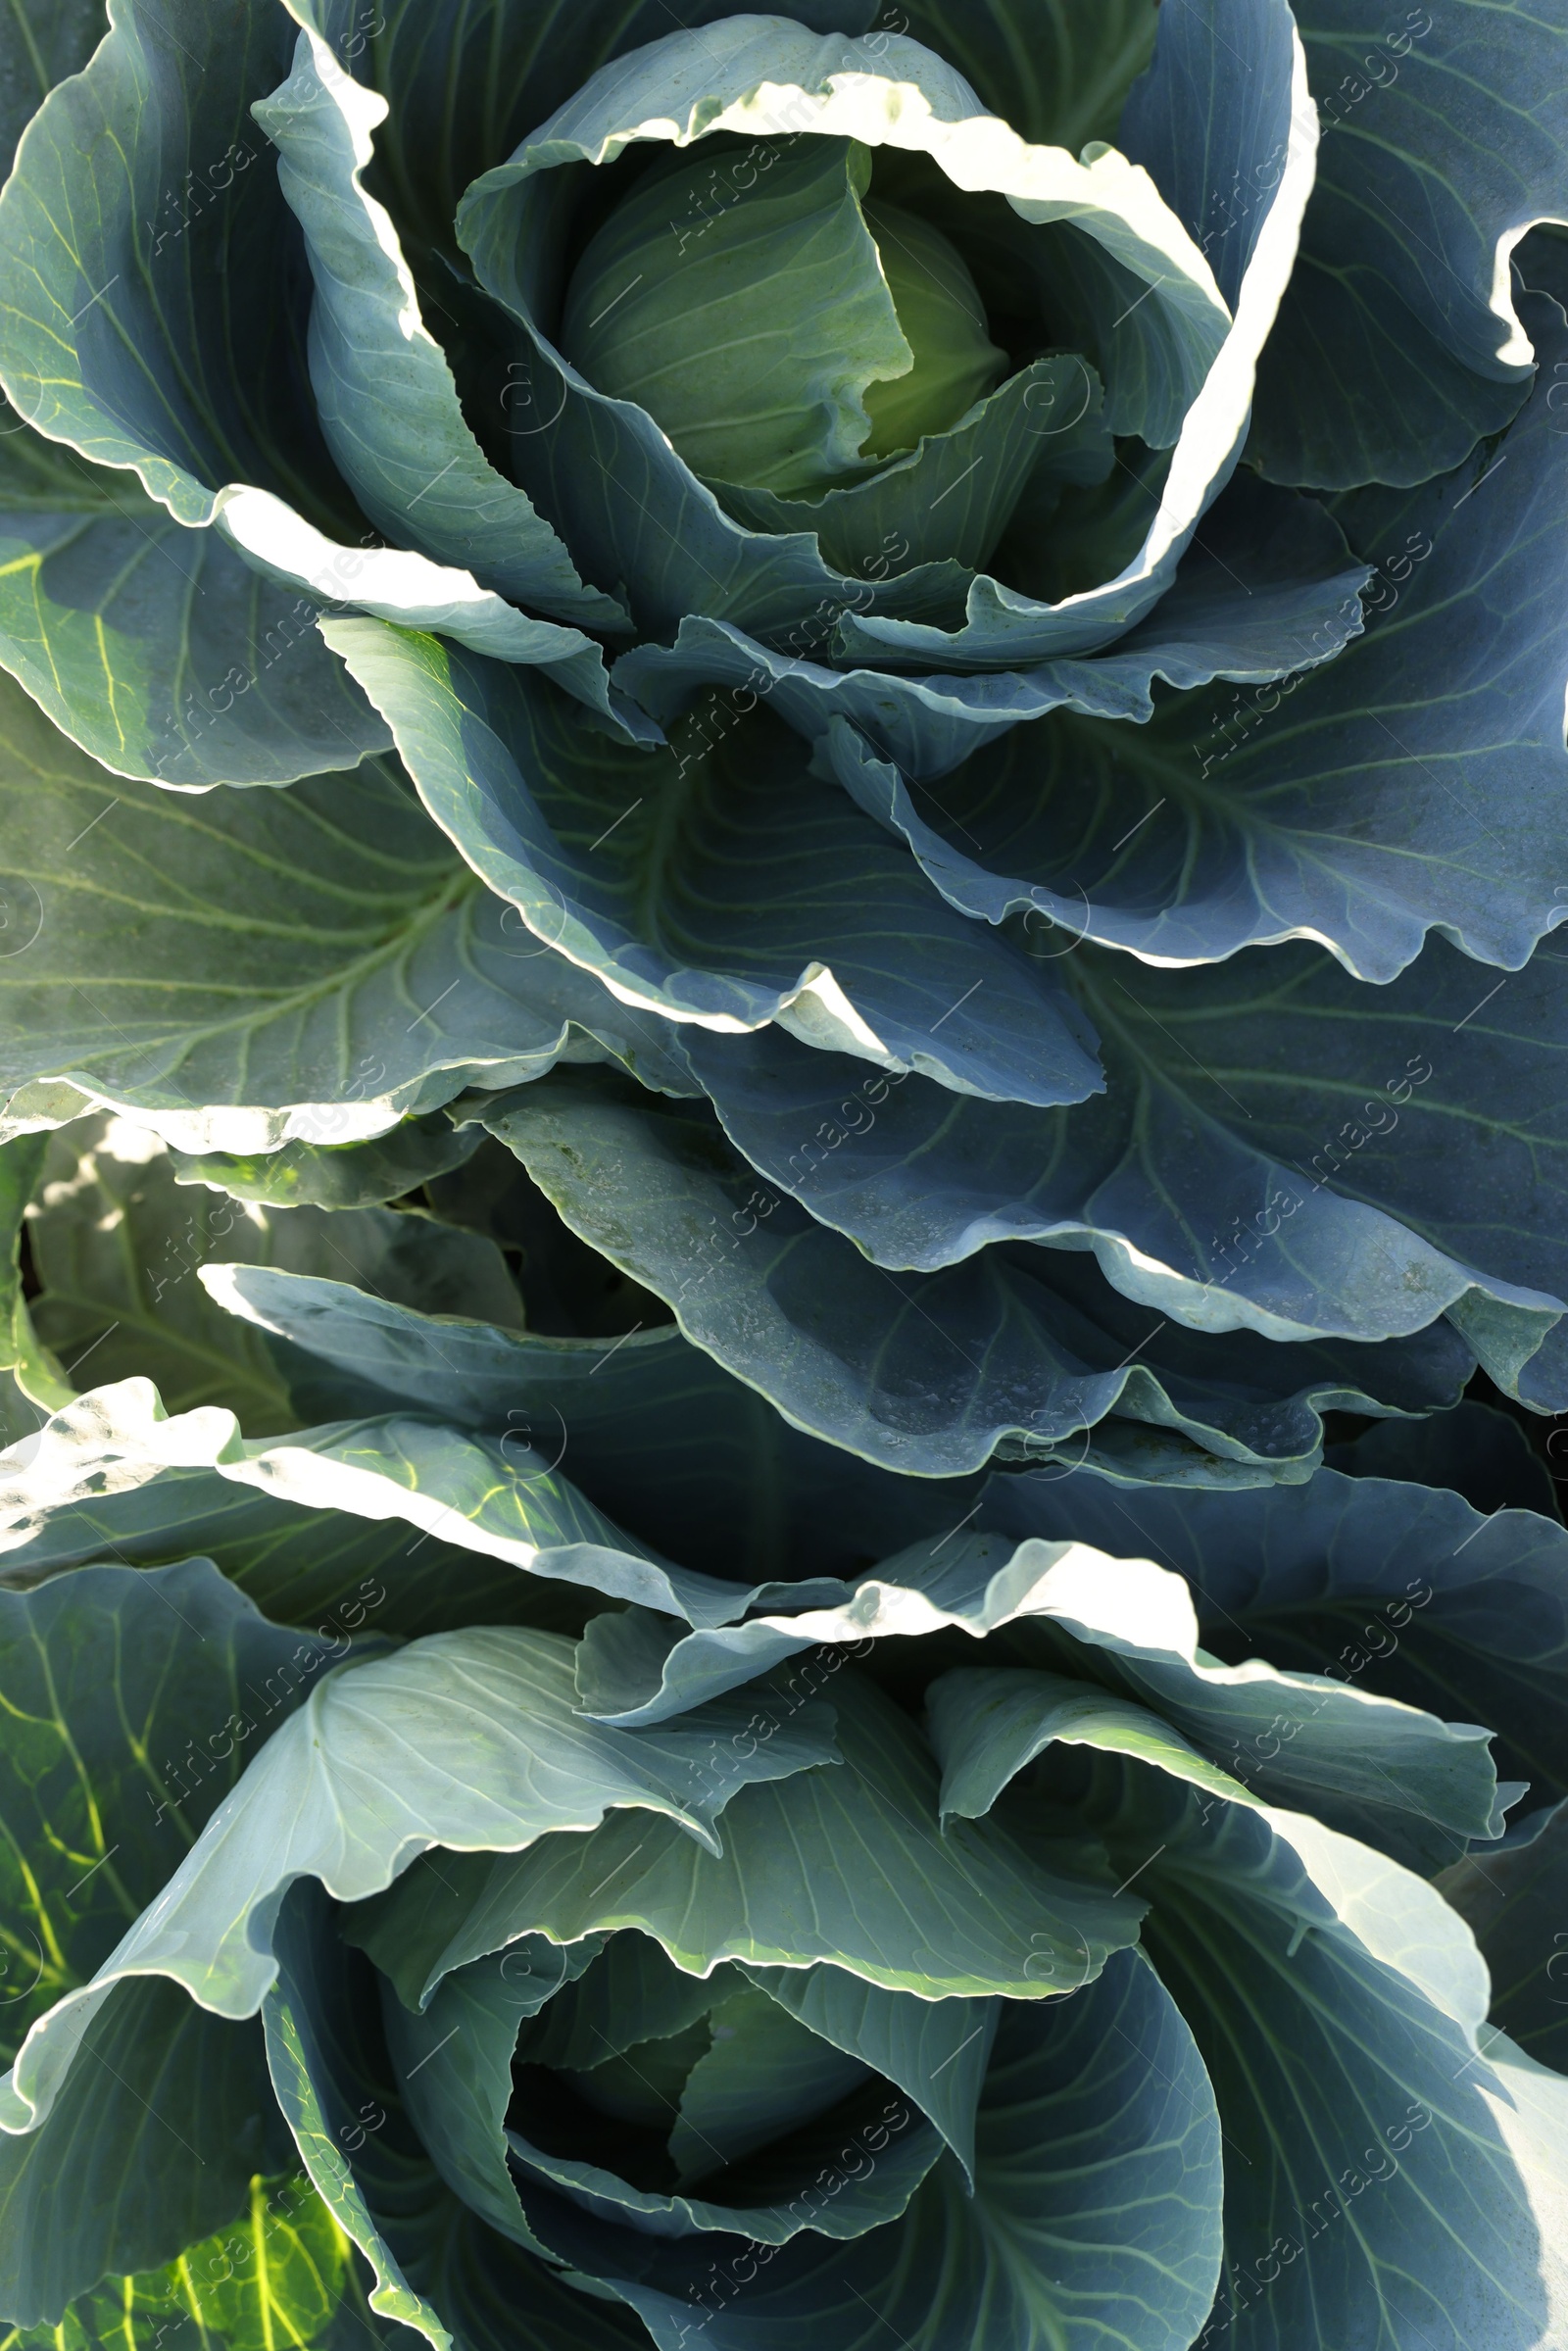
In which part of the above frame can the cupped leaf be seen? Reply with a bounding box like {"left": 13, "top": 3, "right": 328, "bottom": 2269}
{"left": 0, "top": 1379, "right": 604, "bottom": 1644}
{"left": 0, "top": 1626, "right": 836, "bottom": 2140}
{"left": 738, "top": 1968, "right": 997, "bottom": 2185}
{"left": 898, "top": 0, "right": 1156, "bottom": 156}
{"left": 253, "top": 27, "right": 627, "bottom": 633}
{"left": 829, "top": 288, "right": 1568, "bottom": 975}
{"left": 0, "top": 0, "right": 339, "bottom": 530}
{"left": 212, "top": 492, "right": 649, "bottom": 730}
{"left": 1113, "top": 1774, "right": 1568, "bottom": 2350}
{"left": 0, "top": 677, "right": 693, "bottom": 1152}
{"left": 0, "top": 423, "right": 392, "bottom": 789}
{"left": 197, "top": 1262, "right": 976, "bottom": 1588}
{"left": 461, "top": 1066, "right": 1473, "bottom": 1480}
{"left": 263, "top": 1876, "right": 645, "bottom": 2351}
{"left": 560, "top": 136, "right": 914, "bottom": 495}
{"left": 323, "top": 618, "right": 1103, "bottom": 1107}
{"left": 0, "top": 1558, "right": 340, "bottom": 2062}
{"left": 346, "top": 1670, "right": 1139, "bottom": 2010}
{"left": 1118, "top": 0, "right": 1299, "bottom": 313}
{"left": 1250, "top": 0, "right": 1568, "bottom": 486}
{"left": 0, "top": 1558, "right": 342, "bottom": 2317}
{"left": 453, "top": 13, "right": 1233, "bottom": 646}
{"left": 562, "top": 1953, "right": 1222, "bottom": 2351}
{"left": 624, "top": 0, "right": 1307, "bottom": 675}
{"left": 501, "top": 1984, "right": 939, "bottom": 2245}
{"left": 1440, "top": 1801, "right": 1568, "bottom": 2076}
{"left": 0, "top": 1374, "right": 776, "bottom": 1630}
{"left": 283, "top": 0, "right": 879, "bottom": 255}
{"left": 0, "top": 0, "right": 636, "bottom": 767}
{"left": 617, "top": 475, "right": 1367, "bottom": 782}
{"left": 971, "top": 1443, "right": 1568, "bottom": 1806}
{"left": 714, "top": 352, "right": 1112, "bottom": 581}
{"left": 582, "top": 1526, "right": 1510, "bottom": 1871}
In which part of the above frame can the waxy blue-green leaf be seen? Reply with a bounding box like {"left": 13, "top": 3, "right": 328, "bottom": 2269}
{"left": 484, "top": 1971, "right": 940, "bottom": 2245}
{"left": 974, "top": 1438, "right": 1568, "bottom": 1806}
{"left": 253, "top": 27, "right": 627, "bottom": 635}
{"left": 0, "top": 1373, "right": 797, "bottom": 1631}
{"left": 1440, "top": 1801, "right": 1568, "bottom": 2076}
{"left": 387, "top": 1943, "right": 912, "bottom": 2261}
{"left": 899, "top": 0, "right": 1156, "bottom": 155}
{"left": 561, "top": 136, "right": 918, "bottom": 496}
{"left": 740, "top": 1968, "right": 997, "bottom": 2184}
{"left": 283, "top": 0, "right": 879, "bottom": 253}
{"left": 566, "top": 1954, "right": 1222, "bottom": 2351}
{"left": 0, "top": 0, "right": 333, "bottom": 524}
{"left": 0, "top": 422, "right": 393, "bottom": 789}
{"left": 1122, "top": 1776, "right": 1568, "bottom": 2350}
{"left": 346, "top": 1670, "right": 1139, "bottom": 2010}
{"left": 0, "top": 1560, "right": 340, "bottom": 2320}
{"left": 463, "top": 1067, "right": 1472, "bottom": 1480}
{"left": 263, "top": 1879, "right": 646, "bottom": 2351}
{"left": 199, "top": 1261, "right": 975, "bottom": 1589}
{"left": 1250, "top": 0, "right": 1568, "bottom": 487}
{"left": 585, "top": 1532, "right": 1515, "bottom": 1877}
{"left": 821, "top": 291, "right": 1568, "bottom": 975}
{"left": 617, "top": 476, "right": 1368, "bottom": 780}
{"left": 0, "top": 678, "right": 692, "bottom": 1151}
{"left": 580, "top": 1523, "right": 1510, "bottom": 1870}
{"left": 0, "top": 1626, "right": 835, "bottom": 2149}
{"left": 1118, "top": 0, "right": 1298, "bottom": 312}
{"left": 323, "top": 618, "right": 1103, "bottom": 1107}
{"left": 0, "top": 1375, "right": 604, "bottom": 1644}
{"left": 680, "top": 920, "right": 1568, "bottom": 1399}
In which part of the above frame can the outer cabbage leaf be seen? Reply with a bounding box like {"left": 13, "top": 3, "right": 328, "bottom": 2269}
{"left": 22, "top": 1112, "right": 521, "bottom": 1436}
{"left": 0, "top": 675, "right": 693, "bottom": 1155}
{"left": 1250, "top": 0, "right": 1568, "bottom": 486}
{"left": 0, "top": 1624, "right": 835, "bottom": 2138}
{"left": 0, "top": 421, "right": 393, "bottom": 790}
{"left": 253, "top": 27, "right": 628, "bottom": 635}
{"left": 319, "top": 619, "right": 1104, "bottom": 1109}
{"left": 676, "top": 929, "right": 1568, "bottom": 1399}
{"left": 810, "top": 291, "right": 1568, "bottom": 977}
{"left": 0, "top": 1560, "right": 342, "bottom": 2318}
{"left": 457, "top": 1066, "right": 1474, "bottom": 1480}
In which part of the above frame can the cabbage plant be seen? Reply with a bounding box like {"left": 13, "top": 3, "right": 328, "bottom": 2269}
{"left": 1, "top": 1119, "right": 1567, "bottom": 2349}
{"left": 3, "top": 0, "right": 1568, "bottom": 2346}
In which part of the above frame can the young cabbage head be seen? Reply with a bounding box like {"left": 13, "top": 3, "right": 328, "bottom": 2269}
{"left": 560, "top": 135, "right": 1006, "bottom": 495}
